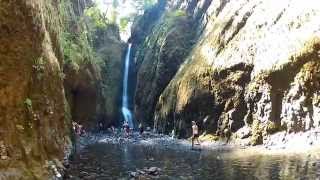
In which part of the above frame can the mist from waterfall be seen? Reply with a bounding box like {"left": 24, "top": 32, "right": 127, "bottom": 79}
{"left": 122, "top": 44, "right": 134, "bottom": 128}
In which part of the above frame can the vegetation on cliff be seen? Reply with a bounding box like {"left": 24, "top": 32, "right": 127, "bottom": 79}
{"left": 0, "top": 0, "right": 73, "bottom": 178}
{"left": 0, "top": 0, "right": 126, "bottom": 178}
{"left": 60, "top": 0, "right": 126, "bottom": 130}
{"left": 132, "top": 0, "right": 320, "bottom": 146}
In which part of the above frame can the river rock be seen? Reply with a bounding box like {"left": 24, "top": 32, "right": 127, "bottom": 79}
{"left": 236, "top": 126, "right": 252, "bottom": 139}
{"left": 145, "top": 167, "right": 161, "bottom": 175}
{"left": 129, "top": 171, "right": 137, "bottom": 177}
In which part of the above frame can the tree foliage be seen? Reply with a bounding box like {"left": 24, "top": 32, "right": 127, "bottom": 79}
{"left": 85, "top": 5, "right": 109, "bottom": 28}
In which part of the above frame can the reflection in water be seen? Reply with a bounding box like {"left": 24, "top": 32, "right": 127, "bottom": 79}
{"left": 66, "top": 143, "right": 320, "bottom": 179}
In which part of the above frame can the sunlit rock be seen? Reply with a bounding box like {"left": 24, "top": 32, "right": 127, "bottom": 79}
{"left": 131, "top": 0, "right": 320, "bottom": 143}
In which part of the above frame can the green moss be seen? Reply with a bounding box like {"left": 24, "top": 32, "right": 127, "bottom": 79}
{"left": 265, "top": 121, "right": 280, "bottom": 134}
{"left": 58, "top": 0, "right": 121, "bottom": 68}
{"left": 168, "top": 10, "right": 187, "bottom": 18}
{"left": 250, "top": 119, "right": 263, "bottom": 145}
{"left": 136, "top": 9, "right": 193, "bottom": 66}
{"left": 84, "top": 5, "right": 109, "bottom": 28}
{"left": 59, "top": 0, "right": 95, "bottom": 66}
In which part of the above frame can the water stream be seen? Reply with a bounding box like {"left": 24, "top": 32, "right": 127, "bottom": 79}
{"left": 121, "top": 44, "right": 134, "bottom": 128}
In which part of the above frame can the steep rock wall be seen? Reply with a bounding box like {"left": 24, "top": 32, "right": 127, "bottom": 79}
{"left": 62, "top": 3, "right": 126, "bottom": 130}
{"left": 133, "top": 0, "right": 320, "bottom": 144}
{"left": 97, "top": 25, "right": 126, "bottom": 128}
{"left": 132, "top": 0, "right": 213, "bottom": 126}
{"left": 0, "top": 0, "right": 72, "bottom": 179}
{"left": 63, "top": 27, "right": 125, "bottom": 130}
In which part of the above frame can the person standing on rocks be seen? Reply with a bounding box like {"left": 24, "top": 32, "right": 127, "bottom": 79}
{"left": 192, "top": 121, "right": 200, "bottom": 149}
{"left": 139, "top": 123, "right": 144, "bottom": 135}
{"left": 123, "top": 121, "right": 130, "bottom": 137}
{"left": 98, "top": 121, "right": 104, "bottom": 133}
{"left": 111, "top": 125, "right": 116, "bottom": 135}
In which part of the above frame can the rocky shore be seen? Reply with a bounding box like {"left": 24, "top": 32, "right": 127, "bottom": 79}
{"left": 60, "top": 128, "right": 320, "bottom": 179}
{"left": 75, "top": 128, "right": 320, "bottom": 156}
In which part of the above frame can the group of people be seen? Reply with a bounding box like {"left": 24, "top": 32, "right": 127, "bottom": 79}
{"left": 123, "top": 120, "right": 200, "bottom": 149}
{"left": 72, "top": 119, "right": 201, "bottom": 149}
{"left": 122, "top": 121, "right": 144, "bottom": 137}
{"left": 72, "top": 122, "right": 86, "bottom": 136}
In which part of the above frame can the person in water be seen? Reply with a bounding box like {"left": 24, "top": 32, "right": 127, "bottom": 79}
{"left": 191, "top": 121, "right": 200, "bottom": 149}
{"left": 98, "top": 122, "right": 104, "bottom": 133}
{"left": 139, "top": 123, "right": 144, "bottom": 135}
{"left": 123, "top": 121, "right": 130, "bottom": 137}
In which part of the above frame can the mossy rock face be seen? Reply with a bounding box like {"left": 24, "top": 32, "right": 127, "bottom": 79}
{"left": 61, "top": 0, "right": 126, "bottom": 130}
{"left": 134, "top": 15, "right": 196, "bottom": 127}
{"left": 0, "top": 0, "right": 72, "bottom": 178}
{"left": 97, "top": 26, "right": 126, "bottom": 127}
{"left": 0, "top": 0, "right": 126, "bottom": 178}
{"left": 63, "top": 23, "right": 125, "bottom": 130}
{"left": 132, "top": 1, "right": 212, "bottom": 128}
{"left": 145, "top": 0, "right": 320, "bottom": 141}
{"left": 199, "top": 134, "right": 219, "bottom": 142}
{"left": 250, "top": 120, "right": 263, "bottom": 146}
{"left": 265, "top": 121, "right": 281, "bottom": 135}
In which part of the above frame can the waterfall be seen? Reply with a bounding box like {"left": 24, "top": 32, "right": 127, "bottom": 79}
{"left": 122, "top": 44, "right": 134, "bottom": 128}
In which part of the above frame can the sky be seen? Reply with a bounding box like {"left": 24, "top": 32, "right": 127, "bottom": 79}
{"left": 93, "top": 0, "right": 143, "bottom": 40}
{"left": 94, "top": 0, "right": 138, "bottom": 17}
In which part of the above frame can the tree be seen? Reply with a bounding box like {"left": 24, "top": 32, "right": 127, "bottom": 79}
{"left": 84, "top": 5, "right": 109, "bottom": 28}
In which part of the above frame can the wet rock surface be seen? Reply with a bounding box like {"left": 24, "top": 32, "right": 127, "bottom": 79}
{"left": 129, "top": 166, "right": 162, "bottom": 179}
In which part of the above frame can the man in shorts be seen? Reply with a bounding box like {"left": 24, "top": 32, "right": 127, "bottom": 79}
{"left": 191, "top": 121, "right": 200, "bottom": 149}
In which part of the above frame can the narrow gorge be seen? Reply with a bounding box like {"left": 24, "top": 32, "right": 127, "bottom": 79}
{"left": 1, "top": 0, "right": 320, "bottom": 179}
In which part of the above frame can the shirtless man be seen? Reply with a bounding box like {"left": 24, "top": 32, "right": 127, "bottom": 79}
{"left": 192, "top": 121, "right": 200, "bottom": 149}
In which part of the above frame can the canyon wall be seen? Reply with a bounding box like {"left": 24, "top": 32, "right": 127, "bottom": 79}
{"left": 0, "top": 0, "right": 125, "bottom": 178}
{"left": 0, "top": 0, "right": 72, "bottom": 179}
{"left": 63, "top": 23, "right": 126, "bottom": 130}
{"left": 132, "top": 0, "right": 320, "bottom": 144}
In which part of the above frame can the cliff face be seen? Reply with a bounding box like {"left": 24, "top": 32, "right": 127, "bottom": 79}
{"left": 0, "top": 0, "right": 125, "bottom": 178}
{"left": 64, "top": 24, "right": 126, "bottom": 130}
{"left": 61, "top": 0, "right": 126, "bottom": 130}
{"left": 0, "top": 0, "right": 72, "bottom": 179}
{"left": 132, "top": 0, "right": 212, "bottom": 126}
{"left": 132, "top": 0, "right": 320, "bottom": 143}
{"left": 96, "top": 25, "right": 126, "bottom": 128}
